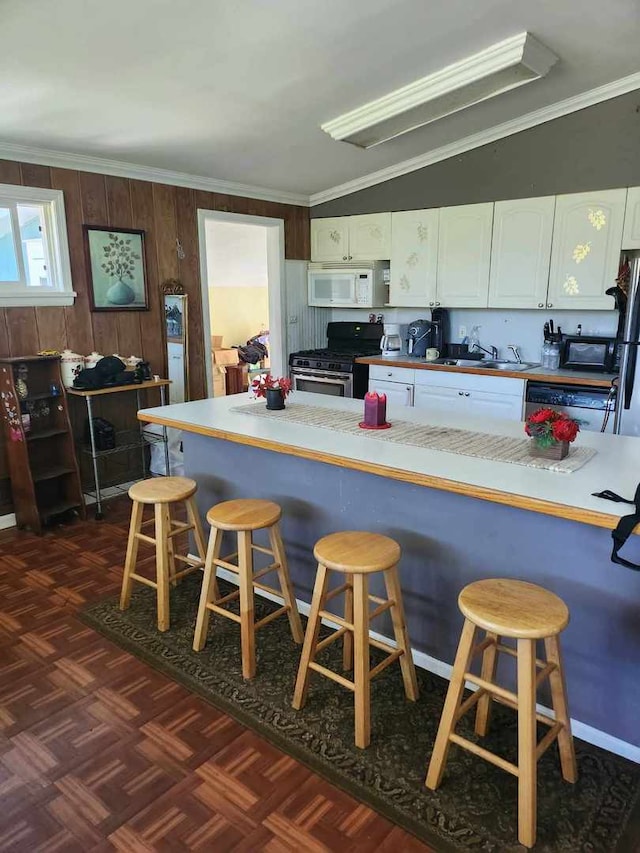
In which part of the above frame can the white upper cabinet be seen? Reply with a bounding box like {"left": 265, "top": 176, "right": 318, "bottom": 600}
{"left": 348, "top": 213, "right": 391, "bottom": 260}
{"left": 437, "top": 203, "right": 493, "bottom": 307}
{"left": 310, "top": 214, "right": 391, "bottom": 262}
{"left": 547, "top": 189, "right": 627, "bottom": 310}
{"left": 622, "top": 187, "right": 640, "bottom": 249}
{"left": 389, "top": 209, "right": 439, "bottom": 307}
{"left": 488, "top": 197, "right": 555, "bottom": 309}
{"left": 310, "top": 217, "right": 350, "bottom": 263}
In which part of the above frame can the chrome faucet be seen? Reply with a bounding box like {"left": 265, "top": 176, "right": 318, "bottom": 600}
{"left": 472, "top": 343, "right": 499, "bottom": 359}
{"left": 507, "top": 345, "right": 522, "bottom": 363}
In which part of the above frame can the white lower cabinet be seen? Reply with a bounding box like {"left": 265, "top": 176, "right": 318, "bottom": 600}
{"left": 367, "top": 378, "right": 414, "bottom": 406}
{"left": 368, "top": 364, "right": 415, "bottom": 406}
{"left": 413, "top": 370, "right": 525, "bottom": 421}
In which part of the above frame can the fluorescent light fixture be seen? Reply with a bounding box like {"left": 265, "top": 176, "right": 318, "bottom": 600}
{"left": 321, "top": 32, "right": 558, "bottom": 149}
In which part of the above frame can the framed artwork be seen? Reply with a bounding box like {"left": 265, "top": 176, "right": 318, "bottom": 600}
{"left": 83, "top": 225, "right": 149, "bottom": 311}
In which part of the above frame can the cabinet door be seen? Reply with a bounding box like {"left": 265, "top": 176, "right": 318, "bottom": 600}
{"left": 488, "top": 197, "right": 555, "bottom": 309}
{"left": 622, "top": 187, "right": 640, "bottom": 249}
{"left": 413, "top": 384, "right": 467, "bottom": 415}
{"left": 467, "top": 389, "right": 523, "bottom": 421}
{"left": 310, "top": 218, "right": 350, "bottom": 262}
{"left": 389, "top": 209, "right": 439, "bottom": 307}
{"left": 367, "top": 378, "right": 413, "bottom": 406}
{"left": 437, "top": 203, "right": 493, "bottom": 307}
{"left": 348, "top": 213, "right": 391, "bottom": 261}
{"left": 547, "top": 189, "right": 627, "bottom": 310}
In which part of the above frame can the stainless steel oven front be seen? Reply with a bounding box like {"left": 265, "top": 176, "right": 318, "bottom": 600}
{"left": 290, "top": 366, "right": 353, "bottom": 397}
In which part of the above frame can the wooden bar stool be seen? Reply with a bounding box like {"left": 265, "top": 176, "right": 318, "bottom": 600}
{"left": 292, "top": 531, "right": 418, "bottom": 749}
{"left": 425, "top": 578, "right": 577, "bottom": 848}
{"left": 192, "top": 499, "right": 303, "bottom": 679}
{"left": 119, "top": 477, "right": 207, "bottom": 632}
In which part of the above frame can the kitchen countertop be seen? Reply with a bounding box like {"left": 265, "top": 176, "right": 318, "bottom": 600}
{"left": 139, "top": 391, "right": 638, "bottom": 532}
{"left": 356, "top": 355, "right": 618, "bottom": 387}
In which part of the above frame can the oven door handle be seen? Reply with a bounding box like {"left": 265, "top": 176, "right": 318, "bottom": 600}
{"left": 292, "top": 373, "right": 351, "bottom": 384}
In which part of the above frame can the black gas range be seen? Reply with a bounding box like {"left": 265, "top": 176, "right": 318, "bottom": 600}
{"left": 289, "top": 322, "right": 383, "bottom": 399}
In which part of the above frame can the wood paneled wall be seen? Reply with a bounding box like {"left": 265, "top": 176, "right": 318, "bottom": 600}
{"left": 0, "top": 158, "right": 310, "bottom": 511}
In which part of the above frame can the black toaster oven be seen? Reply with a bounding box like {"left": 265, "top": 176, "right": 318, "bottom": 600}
{"left": 560, "top": 335, "right": 618, "bottom": 372}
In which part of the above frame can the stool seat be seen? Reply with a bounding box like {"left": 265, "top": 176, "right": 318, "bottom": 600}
{"left": 206, "top": 498, "right": 281, "bottom": 531}
{"left": 128, "top": 476, "right": 197, "bottom": 505}
{"left": 313, "top": 531, "right": 401, "bottom": 574}
{"left": 459, "top": 579, "right": 569, "bottom": 639}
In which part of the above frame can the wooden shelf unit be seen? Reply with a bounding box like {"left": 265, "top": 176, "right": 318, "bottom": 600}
{"left": 0, "top": 356, "right": 85, "bottom": 533}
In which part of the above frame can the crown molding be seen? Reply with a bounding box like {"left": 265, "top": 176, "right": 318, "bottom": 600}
{"left": 321, "top": 32, "right": 557, "bottom": 148}
{"left": 311, "top": 70, "right": 640, "bottom": 206}
{"left": 0, "top": 142, "right": 310, "bottom": 207}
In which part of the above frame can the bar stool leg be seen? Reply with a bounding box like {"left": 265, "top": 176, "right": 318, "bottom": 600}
{"left": 187, "top": 496, "right": 219, "bottom": 601}
{"left": 268, "top": 523, "right": 304, "bottom": 644}
{"left": 544, "top": 635, "right": 577, "bottom": 784}
{"left": 353, "top": 572, "right": 371, "bottom": 749}
{"left": 155, "top": 503, "right": 171, "bottom": 632}
{"left": 120, "top": 500, "right": 144, "bottom": 611}
{"left": 193, "top": 527, "right": 223, "bottom": 651}
{"left": 475, "top": 631, "right": 499, "bottom": 736}
{"left": 166, "top": 506, "right": 178, "bottom": 588}
{"left": 425, "top": 618, "right": 477, "bottom": 790}
{"left": 383, "top": 565, "right": 418, "bottom": 702}
{"left": 238, "top": 529, "right": 256, "bottom": 679}
{"left": 342, "top": 574, "right": 353, "bottom": 672}
{"left": 517, "top": 638, "right": 538, "bottom": 848}
{"left": 292, "top": 564, "right": 329, "bottom": 709}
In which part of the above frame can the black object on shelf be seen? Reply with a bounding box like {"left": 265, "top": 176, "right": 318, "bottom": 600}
{"left": 85, "top": 417, "right": 116, "bottom": 451}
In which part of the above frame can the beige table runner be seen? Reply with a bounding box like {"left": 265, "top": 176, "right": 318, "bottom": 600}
{"left": 232, "top": 402, "right": 596, "bottom": 474}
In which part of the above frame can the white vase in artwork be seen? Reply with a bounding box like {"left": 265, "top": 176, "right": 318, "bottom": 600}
{"left": 106, "top": 278, "right": 135, "bottom": 305}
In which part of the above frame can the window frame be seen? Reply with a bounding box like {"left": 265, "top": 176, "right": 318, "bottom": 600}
{"left": 0, "top": 183, "right": 75, "bottom": 307}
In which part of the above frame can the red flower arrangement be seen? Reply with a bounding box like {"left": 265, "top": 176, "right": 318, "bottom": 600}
{"left": 250, "top": 373, "right": 292, "bottom": 399}
{"left": 525, "top": 407, "right": 580, "bottom": 448}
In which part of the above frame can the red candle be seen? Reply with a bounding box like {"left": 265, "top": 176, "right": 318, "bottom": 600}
{"left": 364, "top": 391, "right": 379, "bottom": 426}
{"left": 377, "top": 392, "right": 387, "bottom": 425}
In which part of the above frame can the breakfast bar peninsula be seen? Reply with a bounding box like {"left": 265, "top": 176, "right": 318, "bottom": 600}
{"left": 139, "top": 391, "right": 640, "bottom": 759}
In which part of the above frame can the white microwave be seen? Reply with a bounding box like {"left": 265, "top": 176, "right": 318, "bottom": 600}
{"left": 308, "top": 262, "right": 389, "bottom": 308}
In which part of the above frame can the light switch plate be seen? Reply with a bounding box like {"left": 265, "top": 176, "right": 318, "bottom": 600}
{"left": 458, "top": 325, "right": 467, "bottom": 339}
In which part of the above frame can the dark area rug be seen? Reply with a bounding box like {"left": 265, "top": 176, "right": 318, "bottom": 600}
{"left": 80, "top": 576, "right": 640, "bottom": 852}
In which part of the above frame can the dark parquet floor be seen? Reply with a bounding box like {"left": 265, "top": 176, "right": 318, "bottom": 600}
{"left": 0, "top": 497, "right": 432, "bottom": 852}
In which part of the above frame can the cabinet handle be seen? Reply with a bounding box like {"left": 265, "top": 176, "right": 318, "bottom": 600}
{"left": 458, "top": 391, "right": 464, "bottom": 396}
{"left": 464, "top": 392, "right": 470, "bottom": 397}
{"left": 547, "top": 302, "right": 553, "bottom": 308}
{"left": 348, "top": 255, "right": 353, "bottom": 260}
{"left": 387, "top": 373, "right": 393, "bottom": 377}
{"left": 435, "top": 301, "right": 441, "bottom": 306}
{"left": 538, "top": 302, "right": 544, "bottom": 308}
{"left": 429, "top": 301, "right": 434, "bottom": 307}
{"left": 343, "top": 255, "right": 348, "bottom": 260}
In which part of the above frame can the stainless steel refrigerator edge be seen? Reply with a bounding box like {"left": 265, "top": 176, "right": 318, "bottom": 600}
{"left": 614, "top": 251, "right": 640, "bottom": 435}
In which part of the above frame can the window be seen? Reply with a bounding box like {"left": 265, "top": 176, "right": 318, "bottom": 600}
{"left": 0, "top": 183, "right": 75, "bottom": 306}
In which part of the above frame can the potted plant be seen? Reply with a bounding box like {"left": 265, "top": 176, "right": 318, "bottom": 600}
{"left": 525, "top": 408, "right": 580, "bottom": 460}
{"left": 251, "top": 373, "right": 292, "bottom": 410}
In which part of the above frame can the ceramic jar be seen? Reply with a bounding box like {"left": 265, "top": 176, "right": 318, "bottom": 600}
{"left": 60, "top": 349, "right": 84, "bottom": 388}
{"left": 84, "top": 351, "right": 103, "bottom": 370}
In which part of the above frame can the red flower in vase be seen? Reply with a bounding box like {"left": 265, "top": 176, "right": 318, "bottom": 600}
{"left": 251, "top": 373, "right": 292, "bottom": 399}
{"left": 524, "top": 407, "right": 580, "bottom": 448}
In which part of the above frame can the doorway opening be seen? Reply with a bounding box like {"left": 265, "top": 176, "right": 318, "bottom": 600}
{"left": 198, "top": 210, "right": 285, "bottom": 398}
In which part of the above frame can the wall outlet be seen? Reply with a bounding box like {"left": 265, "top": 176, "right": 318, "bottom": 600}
{"left": 458, "top": 325, "right": 467, "bottom": 340}
{"left": 288, "top": 315, "right": 298, "bottom": 324}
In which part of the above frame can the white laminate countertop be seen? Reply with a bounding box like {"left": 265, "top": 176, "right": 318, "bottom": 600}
{"left": 139, "top": 391, "right": 639, "bottom": 531}
{"left": 357, "top": 355, "right": 618, "bottom": 388}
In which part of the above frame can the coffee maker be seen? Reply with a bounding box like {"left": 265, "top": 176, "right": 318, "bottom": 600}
{"left": 407, "top": 309, "right": 448, "bottom": 357}
{"left": 380, "top": 323, "right": 402, "bottom": 358}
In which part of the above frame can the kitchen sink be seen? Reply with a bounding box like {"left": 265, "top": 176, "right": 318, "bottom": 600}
{"left": 479, "top": 361, "right": 540, "bottom": 371}
{"left": 430, "top": 358, "right": 540, "bottom": 371}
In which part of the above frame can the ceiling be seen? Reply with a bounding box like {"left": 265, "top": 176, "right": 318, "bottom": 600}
{"left": 1, "top": 0, "right": 639, "bottom": 203}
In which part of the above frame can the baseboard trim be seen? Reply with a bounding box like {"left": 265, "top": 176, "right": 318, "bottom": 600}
{"left": 0, "top": 513, "right": 16, "bottom": 531}
{"left": 211, "top": 564, "right": 640, "bottom": 764}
